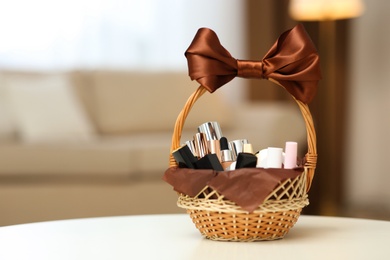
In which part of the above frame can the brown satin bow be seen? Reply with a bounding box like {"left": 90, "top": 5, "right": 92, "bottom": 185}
{"left": 185, "top": 24, "right": 321, "bottom": 103}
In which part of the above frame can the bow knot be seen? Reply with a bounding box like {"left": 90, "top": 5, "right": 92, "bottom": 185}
{"left": 185, "top": 24, "right": 321, "bottom": 103}
{"left": 237, "top": 60, "right": 265, "bottom": 79}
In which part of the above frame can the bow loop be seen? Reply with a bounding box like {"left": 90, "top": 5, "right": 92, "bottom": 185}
{"left": 185, "top": 24, "right": 321, "bottom": 104}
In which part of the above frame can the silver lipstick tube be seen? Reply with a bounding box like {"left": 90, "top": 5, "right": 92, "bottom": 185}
{"left": 197, "top": 121, "right": 223, "bottom": 140}
{"left": 229, "top": 139, "right": 249, "bottom": 160}
{"left": 193, "top": 133, "right": 208, "bottom": 158}
{"left": 207, "top": 139, "right": 221, "bottom": 162}
{"left": 185, "top": 140, "right": 197, "bottom": 157}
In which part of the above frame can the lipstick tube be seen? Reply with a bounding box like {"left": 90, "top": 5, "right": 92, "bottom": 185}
{"left": 207, "top": 139, "right": 221, "bottom": 162}
{"left": 229, "top": 139, "right": 249, "bottom": 160}
{"left": 198, "top": 121, "right": 223, "bottom": 140}
{"left": 194, "top": 154, "right": 224, "bottom": 171}
{"left": 185, "top": 140, "right": 198, "bottom": 158}
{"left": 235, "top": 152, "right": 258, "bottom": 169}
{"left": 243, "top": 143, "right": 254, "bottom": 154}
{"left": 193, "top": 133, "right": 208, "bottom": 158}
{"left": 220, "top": 137, "right": 234, "bottom": 169}
{"left": 172, "top": 145, "right": 198, "bottom": 168}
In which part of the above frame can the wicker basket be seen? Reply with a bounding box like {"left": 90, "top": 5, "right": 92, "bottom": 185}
{"left": 167, "top": 82, "right": 317, "bottom": 241}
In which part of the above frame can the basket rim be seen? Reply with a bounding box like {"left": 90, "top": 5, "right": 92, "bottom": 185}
{"left": 178, "top": 195, "right": 309, "bottom": 213}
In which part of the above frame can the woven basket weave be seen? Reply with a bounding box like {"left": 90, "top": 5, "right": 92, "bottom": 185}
{"left": 168, "top": 81, "right": 317, "bottom": 241}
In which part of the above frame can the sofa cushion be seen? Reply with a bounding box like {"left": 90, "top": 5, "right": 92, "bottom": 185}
{"left": 2, "top": 72, "right": 96, "bottom": 143}
{"left": 79, "top": 71, "right": 232, "bottom": 134}
{"left": 0, "top": 142, "right": 137, "bottom": 175}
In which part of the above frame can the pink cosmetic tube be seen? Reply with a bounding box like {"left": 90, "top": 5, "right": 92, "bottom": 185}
{"left": 284, "top": 141, "right": 298, "bottom": 169}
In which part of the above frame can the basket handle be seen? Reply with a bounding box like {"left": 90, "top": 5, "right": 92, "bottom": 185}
{"left": 168, "top": 80, "right": 317, "bottom": 191}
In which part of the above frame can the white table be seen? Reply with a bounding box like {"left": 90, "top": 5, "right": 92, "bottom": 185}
{"left": 0, "top": 214, "right": 389, "bottom": 260}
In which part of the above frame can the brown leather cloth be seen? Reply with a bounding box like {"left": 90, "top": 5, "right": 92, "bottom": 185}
{"left": 163, "top": 167, "right": 303, "bottom": 212}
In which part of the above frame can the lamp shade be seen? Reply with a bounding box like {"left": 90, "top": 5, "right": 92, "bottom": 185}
{"left": 289, "top": 0, "right": 364, "bottom": 21}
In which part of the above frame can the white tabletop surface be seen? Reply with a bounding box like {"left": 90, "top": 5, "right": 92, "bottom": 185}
{"left": 0, "top": 214, "right": 389, "bottom": 260}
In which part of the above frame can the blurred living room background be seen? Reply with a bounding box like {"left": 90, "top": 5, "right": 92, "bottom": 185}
{"left": 1, "top": 0, "right": 389, "bottom": 226}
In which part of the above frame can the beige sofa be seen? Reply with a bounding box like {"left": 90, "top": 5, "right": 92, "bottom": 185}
{"left": 0, "top": 70, "right": 306, "bottom": 177}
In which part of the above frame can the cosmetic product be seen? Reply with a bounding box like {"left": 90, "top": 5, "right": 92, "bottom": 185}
{"left": 207, "top": 139, "right": 221, "bottom": 162}
{"left": 284, "top": 141, "right": 298, "bottom": 169}
{"left": 235, "top": 153, "right": 258, "bottom": 169}
{"left": 193, "top": 133, "right": 208, "bottom": 158}
{"left": 185, "top": 140, "right": 197, "bottom": 158}
{"left": 219, "top": 137, "right": 234, "bottom": 169}
{"left": 229, "top": 139, "right": 249, "bottom": 160}
{"left": 225, "top": 161, "right": 236, "bottom": 171}
{"left": 256, "top": 149, "right": 268, "bottom": 168}
{"left": 194, "top": 154, "right": 224, "bottom": 171}
{"left": 224, "top": 161, "right": 237, "bottom": 171}
{"left": 172, "top": 145, "right": 198, "bottom": 168}
{"left": 243, "top": 143, "right": 254, "bottom": 154}
{"left": 266, "top": 147, "right": 283, "bottom": 168}
{"left": 198, "top": 121, "right": 223, "bottom": 140}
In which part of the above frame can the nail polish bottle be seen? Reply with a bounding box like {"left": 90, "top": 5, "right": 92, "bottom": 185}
{"left": 220, "top": 137, "right": 234, "bottom": 170}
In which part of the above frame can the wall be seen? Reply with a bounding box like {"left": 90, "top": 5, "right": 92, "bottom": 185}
{"left": 345, "top": 0, "right": 390, "bottom": 212}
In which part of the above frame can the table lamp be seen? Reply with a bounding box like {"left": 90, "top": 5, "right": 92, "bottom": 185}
{"left": 289, "top": 0, "right": 364, "bottom": 21}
